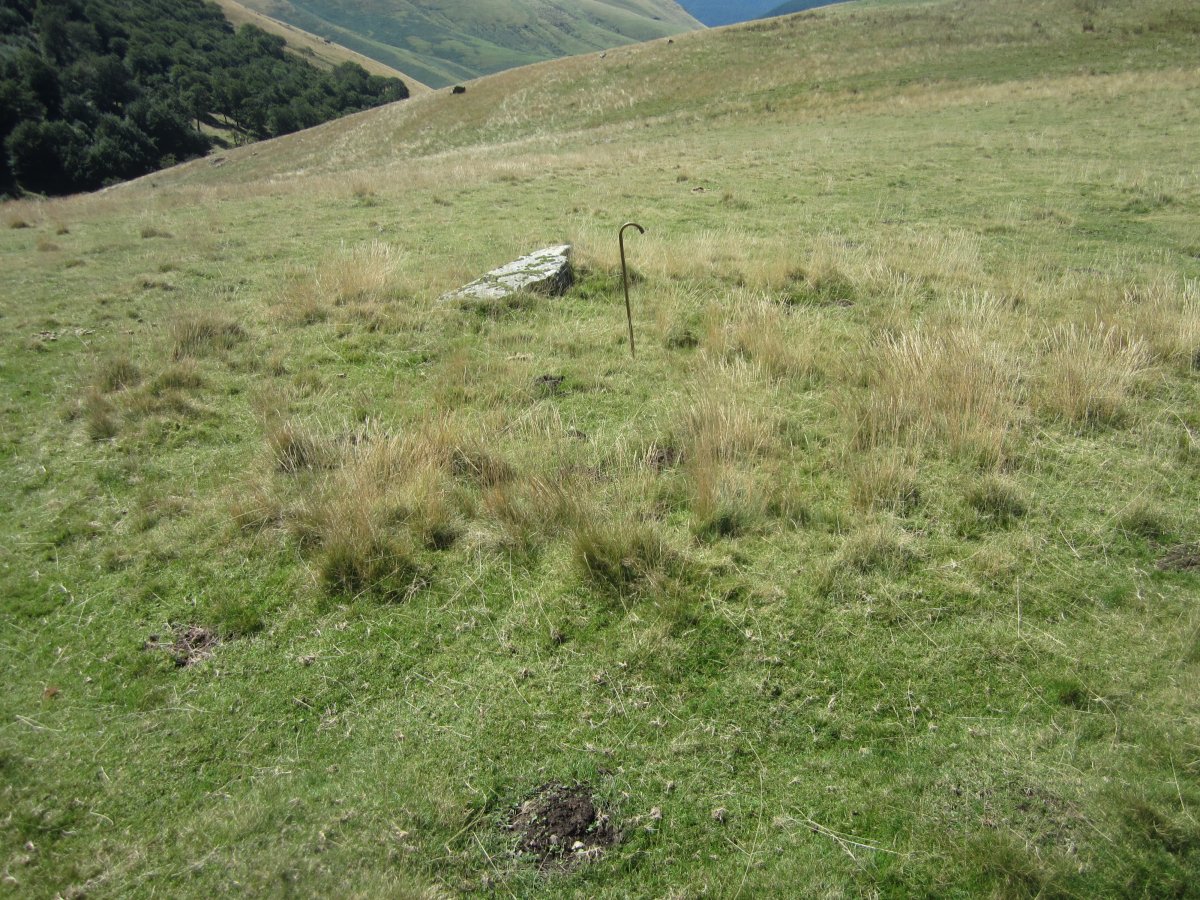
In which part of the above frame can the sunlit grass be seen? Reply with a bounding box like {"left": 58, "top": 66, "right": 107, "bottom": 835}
{"left": 2, "top": 0, "right": 1199, "bottom": 896}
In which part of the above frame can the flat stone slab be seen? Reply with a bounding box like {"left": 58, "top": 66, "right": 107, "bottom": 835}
{"left": 441, "top": 245, "right": 573, "bottom": 302}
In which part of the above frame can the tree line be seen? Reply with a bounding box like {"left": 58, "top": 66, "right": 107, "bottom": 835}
{"left": 0, "top": 0, "right": 409, "bottom": 196}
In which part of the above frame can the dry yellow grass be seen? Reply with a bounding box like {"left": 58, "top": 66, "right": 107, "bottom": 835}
{"left": 849, "top": 450, "right": 921, "bottom": 513}
{"left": 169, "top": 312, "right": 247, "bottom": 360}
{"left": 675, "top": 358, "right": 776, "bottom": 464}
{"left": 1034, "top": 323, "right": 1151, "bottom": 428}
{"left": 851, "top": 321, "right": 1019, "bottom": 467}
{"left": 701, "top": 290, "right": 824, "bottom": 381}
{"left": 1124, "top": 277, "right": 1200, "bottom": 370}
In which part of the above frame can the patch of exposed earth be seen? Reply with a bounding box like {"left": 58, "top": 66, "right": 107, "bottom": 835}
{"left": 1156, "top": 543, "right": 1200, "bottom": 572}
{"left": 507, "top": 782, "right": 616, "bottom": 868}
{"left": 143, "top": 625, "right": 219, "bottom": 667}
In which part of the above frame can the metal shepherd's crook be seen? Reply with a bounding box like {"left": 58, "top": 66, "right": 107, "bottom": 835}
{"left": 619, "top": 222, "right": 645, "bottom": 359}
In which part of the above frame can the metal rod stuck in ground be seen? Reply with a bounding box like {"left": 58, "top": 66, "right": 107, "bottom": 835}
{"left": 619, "top": 222, "right": 645, "bottom": 359}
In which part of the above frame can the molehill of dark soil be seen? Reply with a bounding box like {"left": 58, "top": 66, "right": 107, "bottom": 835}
{"left": 508, "top": 782, "right": 616, "bottom": 866}
{"left": 1156, "top": 543, "right": 1200, "bottom": 572}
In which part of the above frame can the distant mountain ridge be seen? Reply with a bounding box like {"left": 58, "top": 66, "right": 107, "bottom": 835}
{"left": 232, "top": 0, "right": 703, "bottom": 87}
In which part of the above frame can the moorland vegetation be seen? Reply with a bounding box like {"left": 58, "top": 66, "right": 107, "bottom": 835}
{"left": 1, "top": 0, "right": 1198, "bottom": 895}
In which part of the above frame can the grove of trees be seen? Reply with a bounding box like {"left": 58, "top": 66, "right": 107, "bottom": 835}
{"left": 1, "top": 0, "right": 409, "bottom": 196}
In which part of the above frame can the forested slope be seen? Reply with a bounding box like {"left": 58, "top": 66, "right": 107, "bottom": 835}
{"left": 0, "top": 0, "right": 409, "bottom": 196}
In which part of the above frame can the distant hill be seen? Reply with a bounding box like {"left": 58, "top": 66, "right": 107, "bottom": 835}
{"left": 212, "top": 0, "right": 430, "bottom": 90}
{"left": 230, "top": 0, "right": 703, "bottom": 87}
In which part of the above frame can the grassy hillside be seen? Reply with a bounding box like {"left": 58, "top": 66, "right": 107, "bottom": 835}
{"left": 213, "top": 0, "right": 431, "bottom": 90}
{"left": 2, "top": 0, "right": 1199, "bottom": 895}
{"left": 232, "top": 0, "right": 702, "bottom": 87}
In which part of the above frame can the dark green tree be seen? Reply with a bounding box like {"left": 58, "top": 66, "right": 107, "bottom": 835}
{"left": 1, "top": 0, "right": 408, "bottom": 195}
{"left": 6, "top": 118, "right": 81, "bottom": 193}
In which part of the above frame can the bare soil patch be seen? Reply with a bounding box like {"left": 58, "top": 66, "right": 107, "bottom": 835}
{"left": 508, "top": 782, "right": 616, "bottom": 867}
{"left": 144, "top": 625, "right": 220, "bottom": 667}
{"left": 1156, "top": 543, "right": 1200, "bottom": 572}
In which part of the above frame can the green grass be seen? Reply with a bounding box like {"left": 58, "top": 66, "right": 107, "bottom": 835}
{"left": 2, "top": 0, "right": 1200, "bottom": 895}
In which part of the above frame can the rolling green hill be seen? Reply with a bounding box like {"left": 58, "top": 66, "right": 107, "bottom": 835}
{"left": 2, "top": 0, "right": 1200, "bottom": 895}
{"left": 232, "top": 0, "right": 703, "bottom": 87}
{"left": 212, "top": 0, "right": 430, "bottom": 89}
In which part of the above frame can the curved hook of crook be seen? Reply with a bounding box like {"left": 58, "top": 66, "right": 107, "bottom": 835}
{"left": 619, "top": 222, "right": 646, "bottom": 359}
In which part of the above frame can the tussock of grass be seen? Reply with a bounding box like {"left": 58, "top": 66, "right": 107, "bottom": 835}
{"left": 151, "top": 360, "right": 203, "bottom": 393}
{"left": 1124, "top": 277, "right": 1200, "bottom": 369}
{"left": 703, "top": 292, "right": 822, "bottom": 380}
{"left": 481, "top": 475, "right": 577, "bottom": 555}
{"left": 267, "top": 419, "right": 338, "bottom": 473}
{"left": 230, "top": 482, "right": 286, "bottom": 532}
{"left": 132, "top": 492, "right": 188, "bottom": 533}
{"left": 432, "top": 346, "right": 531, "bottom": 409}
{"left": 676, "top": 359, "right": 775, "bottom": 464}
{"left": 572, "top": 515, "right": 671, "bottom": 596}
{"left": 849, "top": 451, "right": 921, "bottom": 513}
{"left": 764, "top": 473, "right": 812, "bottom": 527}
{"left": 852, "top": 323, "right": 1018, "bottom": 466}
{"left": 169, "top": 313, "right": 247, "bottom": 360}
{"left": 1115, "top": 496, "right": 1170, "bottom": 541}
{"left": 964, "top": 473, "right": 1028, "bottom": 524}
{"left": 690, "top": 461, "right": 765, "bottom": 539}
{"left": 817, "top": 520, "right": 917, "bottom": 599}
{"left": 450, "top": 444, "right": 515, "bottom": 487}
{"left": 816, "top": 520, "right": 918, "bottom": 601}
{"left": 122, "top": 387, "right": 199, "bottom": 423}
{"left": 320, "top": 532, "right": 420, "bottom": 600}
{"left": 291, "top": 438, "right": 425, "bottom": 598}
{"left": 82, "top": 389, "right": 118, "bottom": 440}
{"left": 1035, "top": 323, "right": 1149, "bottom": 428}
{"left": 784, "top": 267, "right": 857, "bottom": 308}
{"left": 278, "top": 241, "right": 400, "bottom": 326}
{"left": 256, "top": 418, "right": 556, "bottom": 590}
{"left": 837, "top": 520, "right": 916, "bottom": 575}
{"left": 322, "top": 241, "right": 400, "bottom": 305}
{"left": 95, "top": 355, "right": 141, "bottom": 393}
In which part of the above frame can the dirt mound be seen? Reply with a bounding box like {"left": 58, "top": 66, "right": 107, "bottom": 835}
{"left": 509, "top": 782, "right": 615, "bottom": 865}
{"left": 1156, "top": 543, "right": 1200, "bottom": 572}
{"left": 144, "top": 625, "right": 219, "bottom": 667}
